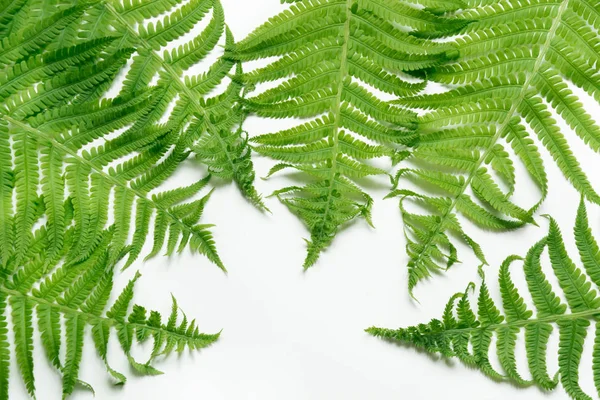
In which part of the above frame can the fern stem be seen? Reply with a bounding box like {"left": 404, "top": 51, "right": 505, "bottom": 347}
{"left": 407, "top": 0, "right": 570, "bottom": 278}
{"left": 0, "top": 286, "right": 213, "bottom": 343}
{"left": 304, "top": 0, "right": 353, "bottom": 267}
{"left": 3, "top": 115, "right": 224, "bottom": 270}
{"left": 373, "top": 308, "right": 600, "bottom": 339}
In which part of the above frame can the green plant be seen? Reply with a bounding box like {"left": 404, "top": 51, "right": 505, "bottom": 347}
{"left": 394, "top": 0, "right": 600, "bottom": 291}
{"left": 0, "top": 241, "right": 219, "bottom": 399}
{"left": 0, "top": 2, "right": 225, "bottom": 398}
{"left": 72, "top": 0, "right": 266, "bottom": 210}
{"left": 368, "top": 199, "right": 600, "bottom": 400}
{"left": 234, "top": 0, "right": 465, "bottom": 268}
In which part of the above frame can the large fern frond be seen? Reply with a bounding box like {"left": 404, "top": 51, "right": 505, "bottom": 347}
{"left": 70, "top": 0, "right": 266, "bottom": 210}
{"left": 368, "top": 199, "right": 600, "bottom": 400}
{"left": 396, "top": 0, "right": 600, "bottom": 291}
{"left": 0, "top": 6, "right": 222, "bottom": 398}
{"left": 0, "top": 0, "right": 233, "bottom": 269}
{"left": 234, "top": 0, "right": 464, "bottom": 268}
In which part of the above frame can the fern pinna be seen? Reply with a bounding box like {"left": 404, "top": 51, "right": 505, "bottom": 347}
{"left": 234, "top": 0, "right": 464, "bottom": 268}
{"left": 395, "top": 0, "right": 600, "bottom": 291}
{"left": 63, "top": 0, "right": 266, "bottom": 210}
{"left": 369, "top": 199, "right": 600, "bottom": 400}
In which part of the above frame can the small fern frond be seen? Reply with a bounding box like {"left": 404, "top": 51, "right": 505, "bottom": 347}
{"left": 368, "top": 199, "right": 600, "bottom": 400}
{"left": 235, "top": 0, "right": 463, "bottom": 268}
{"left": 397, "top": 0, "right": 600, "bottom": 290}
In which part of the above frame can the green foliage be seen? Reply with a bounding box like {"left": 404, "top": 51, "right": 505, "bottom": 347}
{"left": 73, "top": 0, "right": 266, "bottom": 210}
{"left": 0, "top": 2, "right": 225, "bottom": 398}
{"left": 368, "top": 199, "right": 600, "bottom": 400}
{"left": 0, "top": 242, "right": 219, "bottom": 399}
{"left": 395, "top": 0, "right": 600, "bottom": 290}
{"left": 234, "top": 0, "right": 464, "bottom": 268}
{"left": 0, "top": 0, "right": 241, "bottom": 271}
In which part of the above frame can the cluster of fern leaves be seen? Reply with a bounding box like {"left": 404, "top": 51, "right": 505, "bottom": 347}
{"left": 238, "top": 0, "right": 600, "bottom": 398}
{"left": 1, "top": 0, "right": 600, "bottom": 398}
{"left": 235, "top": 0, "right": 600, "bottom": 283}
{"left": 361, "top": 0, "right": 600, "bottom": 397}
{"left": 0, "top": 0, "right": 234, "bottom": 397}
{"left": 368, "top": 199, "right": 600, "bottom": 400}
{"left": 233, "top": 0, "right": 465, "bottom": 267}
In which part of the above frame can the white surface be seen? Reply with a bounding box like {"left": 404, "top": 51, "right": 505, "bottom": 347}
{"left": 13, "top": 1, "right": 600, "bottom": 399}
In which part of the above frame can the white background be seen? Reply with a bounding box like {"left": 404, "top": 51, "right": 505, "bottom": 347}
{"left": 11, "top": 1, "right": 600, "bottom": 399}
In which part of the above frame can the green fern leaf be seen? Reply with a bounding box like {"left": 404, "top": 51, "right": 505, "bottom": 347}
{"left": 235, "top": 0, "right": 463, "bottom": 267}
{"left": 0, "top": 5, "right": 227, "bottom": 397}
{"left": 368, "top": 199, "right": 600, "bottom": 400}
{"left": 396, "top": 0, "right": 600, "bottom": 290}
{"left": 0, "top": 243, "right": 219, "bottom": 399}
{"left": 72, "top": 0, "right": 266, "bottom": 210}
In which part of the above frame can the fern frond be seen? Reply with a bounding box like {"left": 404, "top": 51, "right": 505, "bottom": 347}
{"left": 0, "top": 244, "right": 219, "bottom": 399}
{"left": 235, "top": 0, "right": 461, "bottom": 267}
{"left": 73, "top": 0, "right": 266, "bottom": 210}
{"left": 0, "top": 6, "right": 227, "bottom": 396}
{"left": 368, "top": 199, "right": 600, "bottom": 400}
{"left": 397, "top": 0, "right": 600, "bottom": 290}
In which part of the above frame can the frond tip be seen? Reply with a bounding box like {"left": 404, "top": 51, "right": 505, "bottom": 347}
{"left": 368, "top": 199, "right": 600, "bottom": 400}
